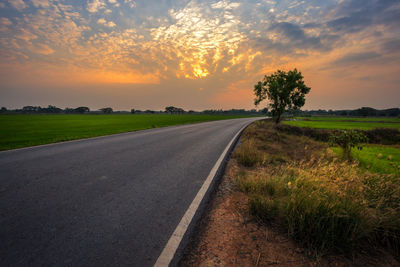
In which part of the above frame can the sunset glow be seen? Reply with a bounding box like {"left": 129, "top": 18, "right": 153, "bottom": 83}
{"left": 0, "top": 0, "right": 399, "bottom": 110}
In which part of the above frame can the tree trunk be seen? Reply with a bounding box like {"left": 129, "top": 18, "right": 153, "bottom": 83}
{"left": 275, "top": 113, "right": 281, "bottom": 124}
{"left": 343, "top": 146, "right": 351, "bottom": 161}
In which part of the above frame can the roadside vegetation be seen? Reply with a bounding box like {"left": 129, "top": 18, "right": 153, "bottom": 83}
{"left": 183, "top": 69, "right": 399, "bottom": 264}
{"left": 277, "top": 119, "right": 400, "bottom": 175}
{"left": 233, "top": 119, "right": 400, "bottom": 258}
{"left": 0, "top": 114, "right": 256, "bottom": 151}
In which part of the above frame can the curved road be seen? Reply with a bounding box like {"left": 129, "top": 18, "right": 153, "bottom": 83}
{"left": 0, "top": 117, "right": 259, "bottom": 266}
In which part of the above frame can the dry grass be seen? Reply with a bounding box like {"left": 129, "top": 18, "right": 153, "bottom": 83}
{"left": 233, "top": 119, "right": 400, "bottom": 256}
{"left": 232, "top": 138, "right": 265, "bottom": 167}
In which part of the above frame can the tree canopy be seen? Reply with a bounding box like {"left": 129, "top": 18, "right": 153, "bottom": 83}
{"left": 254, "top": 69, "right": 310, "bottom": 123}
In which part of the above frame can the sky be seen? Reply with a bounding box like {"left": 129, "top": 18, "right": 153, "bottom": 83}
{"left": 0, "top": 0, "right": 399, "bottom": 111}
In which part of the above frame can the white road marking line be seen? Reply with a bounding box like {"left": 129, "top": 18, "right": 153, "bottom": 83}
{"left": 154, "top": 122, "right": 252, "bottom": 267}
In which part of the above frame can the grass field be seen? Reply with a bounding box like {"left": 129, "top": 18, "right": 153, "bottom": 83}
{"left": 333, "top": 145, "right": 400, "bottom": 175}
{"left": 0, "top": 114, "right": 255, "bottom": 151}
{"left": 295, "top": 116, "right": 400, "bottom": 122}
{"left": 284, "top": 117, "right": 400, "bottom": 130}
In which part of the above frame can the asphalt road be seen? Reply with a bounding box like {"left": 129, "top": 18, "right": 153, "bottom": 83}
{"left": 0, "top": 117, "right": 259, "bottom": 266}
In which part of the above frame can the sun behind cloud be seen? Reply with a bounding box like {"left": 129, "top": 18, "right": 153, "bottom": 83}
{"left": 0, "top": 0, "right": 399, "bottom": 110}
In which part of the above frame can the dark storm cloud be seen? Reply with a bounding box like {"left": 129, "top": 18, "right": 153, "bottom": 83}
{"left": 252, "top": 0, "right": 400, "bottom": 57}
{"left": 250, "top": 21, "right": 341, "bottom": 56}
{"left": 269, "top": 22, "right": 323, "bottom": 49}
{"left": 326, "top": 0, "right": 400, "bottom": 34}
{"left": 381, "top": 39, "right": 400, "bottom": 54}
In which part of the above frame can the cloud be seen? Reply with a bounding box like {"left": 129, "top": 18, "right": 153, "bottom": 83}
{"left": 1, "top": 0, "right": 399, "bottom": 110}
{"left": 288, "top": 0, "right": 305, "bottom": 9}
{"left": 0, "top": 17, "right": 12, "bottom": 32}
{"left": 332, "top": 51, "right": 381, "bottom": 66}
{"left": 16, "top": 28, "right": 38, "bottom": 42}
{"left": 211, "top": 0, "right": 241, "bottom": 10}
{"left": 269, "top": 22, "right": 323, "bottom": 50}
{"left": 7, "top": 0, "right": 26, "bottom": 10}
{"left": 326, "top": 0, "right": 400, "bottom": 34}
{"left": 327, "top": 15, "right": 370, "bottom": 33}
{"left": 31, "top": 0, "right": 50, "bottom": 8}
{"left": 87, "top": 0, "right": 106, "bottom": 13}
{"left": 0, "top": 17, "right": 12, "bottom": 26}
{"left": 97, "top": 18, "right": 116, "bottom": 27}
{"left": 381, "top": 38, "right": 400, "bottom": 54}
{"left": 30, "top": 43, "right": 54, "bottom": 55}
{"left": 124, "top": 0, "right": 135, "bottom": 8}
{"left": 97, "top": 18, "right": 106, "bottom": 24}
{"left": 150, "top": 0, "right": 250, "bottom": 79}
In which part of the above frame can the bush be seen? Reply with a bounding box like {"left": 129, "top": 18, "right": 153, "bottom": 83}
{"left": 329, "top": 130, "right": 368, "bottom": 160}
{"left": 276, "top": 124, "right": 334, "bottom": 142}
{"left": 363, "top": 128, "right": 400, "bottom": 145}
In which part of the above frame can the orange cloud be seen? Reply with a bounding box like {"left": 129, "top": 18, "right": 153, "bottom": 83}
{"left": 0, "top": 62, "right": 160, "bottom": 87}
{"left": 74, "top": 70, "right": 160, "bottom": 84}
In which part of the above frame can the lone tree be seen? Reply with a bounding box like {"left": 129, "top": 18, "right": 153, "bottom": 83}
{"left": 254, "top": 69, "right": 310, "bottom": 124}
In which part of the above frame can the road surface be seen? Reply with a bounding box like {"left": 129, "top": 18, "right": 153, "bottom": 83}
{"left": 0, "top": 117, "right": 259, "bottom": 266}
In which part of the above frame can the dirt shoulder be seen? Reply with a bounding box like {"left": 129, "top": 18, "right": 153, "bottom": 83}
{"left": 180, "top": 120, "right": 399, "bottom": 266}
{"left": 180, "top": 160, "right": 316, "bottom": 266}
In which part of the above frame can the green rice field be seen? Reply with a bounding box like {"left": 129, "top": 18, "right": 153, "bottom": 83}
{"left": 333, "top": 145, "right": 400, "bottom": 175}
{"left": 294, "top": 116, "right": 400, "bottom": 122}
{"left": 0, "top": 114, "right": 255, "bottom": 151}
{"left": 284, "top": 116, "right": 400, "bottom": 130}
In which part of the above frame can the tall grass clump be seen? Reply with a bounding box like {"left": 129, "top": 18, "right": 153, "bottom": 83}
{"left": 233, "top": 138, "right": 264, "bottom": 167}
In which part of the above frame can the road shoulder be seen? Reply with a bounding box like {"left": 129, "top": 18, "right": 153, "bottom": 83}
{"left": 179, "top": 159, "right": 313, "bottom": 266}
{"left": 180, "top": 120, "right": 400, "bottom": 266}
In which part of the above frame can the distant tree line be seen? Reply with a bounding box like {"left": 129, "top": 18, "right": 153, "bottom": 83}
{"left": 0, "top": 105, "right": 92, "bottom": 114}
{"left": 164, "top": 106, "right": 184, "bottom": 114}
{"left": 0, "top": 105, "right": 268, "bottom": 115}
{"left": 295, "top": 107, "right": 400, "bottom": 117}
{"left": 21, "top": 105, "right": 64, "bottom": 113}
{"left": 65, "top": 107, "right": 90, "bottom": 114}
{"left": 0, "top": 105, "right": 91, "bottom": 114}
{"left": 99, "top": 107, "right": 113, "bottom": 114}
{"left": 1, "top": 105, "right": 397, "bottom": 117}
{"left": 202, "top": 108, "right": 265, "bottom": 115}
